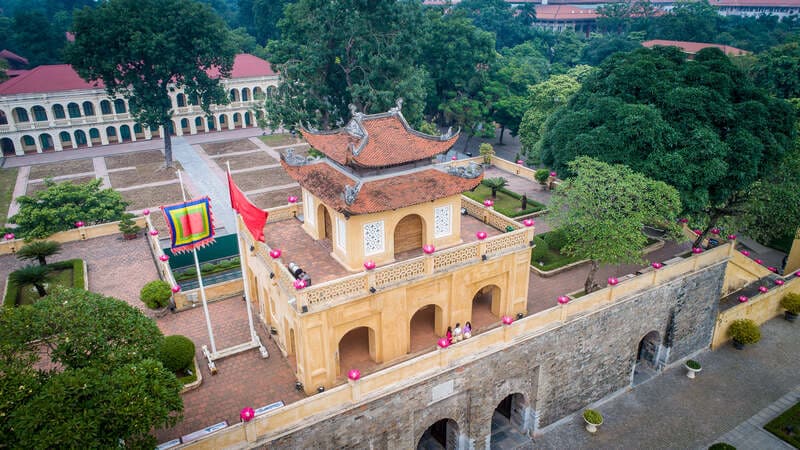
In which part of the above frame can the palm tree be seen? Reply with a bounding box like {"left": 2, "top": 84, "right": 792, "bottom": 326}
{"left": 16, "top": 240, "right": 62, "bottom": 266}
{"left": 483, "top": 177, "right": 509, "bottom": 199}
{"left": 10, "top": 265, "right": 53, "bottom": 298}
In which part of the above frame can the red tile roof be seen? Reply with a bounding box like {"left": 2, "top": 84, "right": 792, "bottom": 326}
{"left": 0, "top": 49, "right": 29, "bottom": 67}
{"left": 0, "top": 54, "right": 275, "bottom": 96}
{"left": 642, "top": 40, "right": 750, "bottom": 56}
{"left": 302, "top": 113, "right": 459, "bottom": 168}
{"left": 535, "top": 5, "right": 599, "bottom": 21}
{"left": 282, "top": 161, "right": 482, "bottom": 215}
{"left": 711, "top": 0, "right": 800, "bottom": 6}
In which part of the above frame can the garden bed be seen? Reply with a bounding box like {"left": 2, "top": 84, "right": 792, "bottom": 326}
{"left": 531, "top": 231, "right": 662, "bottom": 274}
{"left": 463, "top": 184, "right": 545, "bottom": 218}
{"left": 249, "top": 188, "right": 302, "bottom": 209}
{"left": 233, "top": 167, "right": 296, "bottom": 192}
{"left": 259, "top": 134, "right": 299, "bottom": 147}
{"left": 764, "top": 400, "right": 800, "bottom": 448}
{"left": 29, "top": 159, "right": 94, "bottom": 179}
{"left": 27, "top": 176, "right": 96, "bottom": 195}
{"left": 109, "top": 163, "right": 182, "bottom": 188}
{"left": 104, "top": 150, "right": 164, "bottom": 169}
{"left": 120, "top": 183, "right": 185, "bottom": 211}
{"left": 218, "top": 151, "right": 277, "bottom": 171}
{"left": 201, "top": 139, "right": 257, "bottom": 156}
{"left": 4, "top": 259, "right": 86, "bottom": 307}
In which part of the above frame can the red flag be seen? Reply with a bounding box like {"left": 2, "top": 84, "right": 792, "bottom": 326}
{"left": 228, "top": 172, "right": 268, "bottom": 242}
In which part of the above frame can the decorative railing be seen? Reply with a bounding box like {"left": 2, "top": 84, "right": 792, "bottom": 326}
{"left": 460, "top": 196, "right": 520, "bottom": 231}
{"left": 266, "top": 204, "right": 299, "bottom": 223}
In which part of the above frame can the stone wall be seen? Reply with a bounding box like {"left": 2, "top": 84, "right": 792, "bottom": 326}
{"left": 256, "top": 261, "right": 726, "bottom": 450}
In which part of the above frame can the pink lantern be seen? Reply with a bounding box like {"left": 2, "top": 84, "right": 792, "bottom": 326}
{"left": 437, "top": 337, "right": 450, "bottom": 349}
{"left": 693, "top": 229, "right": 702, "bottom": 235}
{"left": 549, "top": 171, "right": 557, "bottom": 177}
{"left": 775, "top": 279, "right": 785, "bottom": 286}
{"left": 451, "top": 155, "right": 457, "bottom": 161}
{"left": 269, "top": 249, "right": 282, "bottom": 259}
{"left": 293, "top": 279, "right": 306, "bottom": 290}
{"left": 517, "top": 160, "right": 524, "bottom": 165}
{"left": 347, "top": 369, "right": 361, "bottom": 381}
{"left": 796, "top": 270, "right": 800, "bottom": 277}
{"left": 423, "top": 244, "right": 436, "bottom": 254}
{"left": 727, "top": 234, "right": 737, "bottom": 240}
{"left": 75, "top": 221, "right": 85, "bottom": 228}
{"left": 363, "top": 260, "right": 376, "bottom": 270}
{"left": 149, "top": 229, "right": 159, "bottom": 236}
{"left": 607, "top": 277, "right": 619, "bottom": 286}
{"left": 740, "top": 250, "right": 750, "bottom": 257}
{"left": 287, "top": 195, "right": 298, "bottom": 204}
{"left": 754, "top": 258, "right": 763, "bottom": 265}
{"left": 476, "top": 231, "right": 488, "bottom": 240}
{"left": 738, "top": 295, "right": 748, "bottom": 303}
{"left": 692, "top": 247, "right": 703, "bottom": 254}
{"left": 758, "top": 286, "right": 768, "bottom": 293}
{"left": 240, "top": 407, "right": 255, "bottom": 422}
{"left": 142, "top": 208, "right": 150, "bottom": 216}
{"left": 171, "top": 285, "right": 181, "bottom": 293}
{"left": 768, "top": 266, "right": 778, "bottom": 273}
{"left": 652, "top": 262, "right": 663, "bottom": 269}
{"left": 159, "top": 254, "right": 169, "bottom": 262}
{"left": 711, "top": 228, "right": 720, "bottom": 235}
{"left": 483, "top": 199, "right": 494, "bottom": 208}
{"left": 557, "top": 295, "right": 569, "bottom": 305}
{"left": 3, "top": 233, "right": 14, "bottom": 240}
{"left": 678, "top": 218, "right": 689, "bottom": 223}
{"left": 501, "top": 315, "right": 514, "bottom": 325}
{"left": 522, "top": 219, "right": 535, "bottom": 227}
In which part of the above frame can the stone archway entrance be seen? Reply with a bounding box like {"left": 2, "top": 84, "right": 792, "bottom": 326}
{"left": 409, "top": 304, "right": 441, "bottom": 353}
{"left": 490, "top": 393, "right": 531, "bottom": 448}
{"left": 337, "top": 326, "right": 377, "bottom": 377}
{"left": 418, "top": 418, "right": 459, "bottom": 450}
{"left": 633, "top": 330, "right": 662, "bottom": 386}
{"left": 471, "top": 285, "right": 501, "bottom": 330}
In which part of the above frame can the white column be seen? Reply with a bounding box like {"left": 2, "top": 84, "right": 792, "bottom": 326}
{"left": 100, "top": 130, "right": 109, "bottom": 145}
{"left": 144, "top": 127, "right": 152, "bottom": 140}
{"left": 54, "top": 136, "right": 63, "bottom": 151}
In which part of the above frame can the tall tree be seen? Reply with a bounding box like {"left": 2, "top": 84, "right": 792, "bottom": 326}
{"left": 752, "top": 42, "right": 800, "bottom": 99}
{"left": 455, "top": 0, "right": 534, "bottom": 49}
{"left": 11, "top": 10, "right": 64, "bottom": 65}
{"left": 519, "top": 71, "right": 583, "bottom": 163}
{"left": 0, "top": 288, "right": 182, "bottom": 448}
{"left": 265, "top": 0, "right": 428, "bottom": 129}
{"left": 550, "top": 157, "right": 681, "bottom": 293}
{"left": 540, "top": 47, "right": 796, "bottom": 246}
{"left": 67, "top": 0, "right": 237, "bottom": 167}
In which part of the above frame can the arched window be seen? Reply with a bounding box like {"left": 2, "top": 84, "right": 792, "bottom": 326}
{"left": 89, "top": 128, "right": 100, "bottom": 139}
{"left": 133, "top": 123, "right": 143, "bottom": 134}
{"left": 32, "top": 106, "right": 47, "bottom": 122}
{"left": 82, "top": 101, "right": 95, "bottom": 116}
{"left": 100, "top": 100, "right": 112, "bottom": 115}
{"left": 0, "top": 110, "right": 7, "bottom": 125}
{"left": 52, "top": 104, "right": 65, "bottom": 119}
{"left": 67, "top": 103, "right": 81, "bottom": 118}
{"left": 75, "top": 130, "right": 88, "bottom": 146}
{"left": 229, "top": 89, "right": 239, "bottom": 102}
{"left": 241, "top": 88, "right": 250, "bottom": 101}
{"left": 59, "top": 131, "right": 71, "bottom": 142}
{"left": 176, "top": 93, "right": 186, "bottom": 107}
{"left": 114, "top": 99, "right": 126, "bottom": 114}
{"left": 13, "top": 107, "right": 29, "bottom": 123}
{"left": 106, "top": 126, "right": 117, "bottom": 137}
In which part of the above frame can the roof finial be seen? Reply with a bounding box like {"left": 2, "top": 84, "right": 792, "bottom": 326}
{"left": 348, "top": 104, "right": 358, "bottom": 117}
{"left": 395, "top": 98, "right": 403, "bottom": 110}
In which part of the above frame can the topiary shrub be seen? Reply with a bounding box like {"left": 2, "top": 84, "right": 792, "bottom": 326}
{"left": 160, "top": 335, "right": 195, "bottom": 373}
{"left": 728, "top": 318, "right": 761, "bottom": 345}
{"left": 535, "top": 168, "right": 550, "bottom": 184}
{"left": 531, "top": 237, "right": 549, "bottom": 263}
{"left": 139, "top": 280, "right": 172, "bottom": 309}
{"left": 780, "top": 293, "right": 800, "bottom": 314}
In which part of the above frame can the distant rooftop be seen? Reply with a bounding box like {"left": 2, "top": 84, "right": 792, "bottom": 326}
{"left": 642, "top": 40, "right": 751, "bottom": 56}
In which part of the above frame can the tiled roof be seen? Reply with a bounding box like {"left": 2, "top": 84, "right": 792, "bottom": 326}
{"left": 642, "top": 40, "right": 750, "bottom": 56}
{"left": 302, "top": 113, "right": 459, "bottom": 168}
{"left": 0, "top": 54, "right": 275, "bottom": 96}
{"left": 535, "top": 5, "right": 599, "bottom": 20}
{"left": 282, "top": 161, "right": 482, "bottom": 215}
{"left": 0, "top": 49, "right": 29, "bottom": 67}
{"left": 711, "top": 0, "right": 800, "bottom": 6}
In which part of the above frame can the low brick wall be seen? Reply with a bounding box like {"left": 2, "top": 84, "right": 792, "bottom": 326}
{"left": 0, "top": 217, "right": 146, "bottom": 255}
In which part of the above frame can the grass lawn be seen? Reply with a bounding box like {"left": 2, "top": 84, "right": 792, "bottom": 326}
{"left": 16, "top": 267, "right": 73, "bottom": 306}
{"left": 531, "top": 246, "right": 582, "bottom": 271}
{"left": 0, "top": 167, "right": 18, "bottom": 225}
{"left": 463, "top": 185, "right": 545, "bottom": 217}
{"left": 7, "top": 259, "right": 85, "bottom": 307}
{"left": 764, "top": 400, "right": 800, "bottom": 448}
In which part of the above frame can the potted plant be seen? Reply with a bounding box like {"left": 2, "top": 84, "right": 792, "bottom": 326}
{"left": 118, "top": 213, "right": 142, "bottom": 240}
{"left": 780, "top": 293, "right": 800, "bottom": 323}
{"left": 583, "top": 409, "right": 603, "bottom": 433}
{"left": 728, "top": 318, "right": 761, "bottom": 350}
{"left": 684, "top": 359, "right": 701, "bottom": 379}
{"left": 535, "top": 168, "right": 550, "bottom": 188}
{"left": 478, "top": 143, "right": 494, "bottom": 165}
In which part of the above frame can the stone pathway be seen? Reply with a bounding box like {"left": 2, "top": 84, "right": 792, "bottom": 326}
{"left": 709, "top": 386, "right": 799, "bottom": 449}
{"left": 7, "top": 165, "right": 28, "bottom": 218}
{"left": 92, "top": 157, "right": 110, "bottom": 189}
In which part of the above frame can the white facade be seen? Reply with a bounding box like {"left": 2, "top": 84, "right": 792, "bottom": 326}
{"left": 0, "top": 75, "right": 277, "bottom": 156}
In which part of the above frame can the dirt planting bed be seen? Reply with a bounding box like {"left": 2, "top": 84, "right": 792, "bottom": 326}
{"left": 27, "top": 176, "right": 96, "bottom": 195}
{"left": 249, "top": 187, "right": 302, "bottom": 210}
{"left": 109, "top": 163, "right": 182, "bottom": 188}
{"left": 218, "top": 151, "right": 277, "bottom": 171}
{"left": 105, "top": 150, "right": 165, "bottom": 169}
{"left": 120, "top": 183, "right": 184, "bottom": 212}
{"left": 28, "top": 159, "right": 94, "bottom": 180}
{"left": 201, "top": 139, "right": 258, "bottom": 156}
{"left": 234, "top": 167, "right": 296, "bottom": 192}
{"left": 259, "top": 134, "right": 299, "bottom": 147}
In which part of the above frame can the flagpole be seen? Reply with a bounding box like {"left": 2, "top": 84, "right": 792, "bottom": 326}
{"left": 178, "top": 170, "right": 217, "bottom": 355}
{"left": 227, "top": 161, "right": 258, "bottom": 343}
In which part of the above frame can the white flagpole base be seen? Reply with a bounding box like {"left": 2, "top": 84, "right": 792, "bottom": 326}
{"left": 202, "top": 336, "right": 269, "bottom": 374}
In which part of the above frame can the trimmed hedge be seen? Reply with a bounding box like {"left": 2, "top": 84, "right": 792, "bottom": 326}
{"left": 728, "top": 319, "right": 761, "bottom": 345}
{"left": 175, "top": 257, "right": 241, "bottom": 281}
{"left": 139, "top": 280, "right": 172, "bottom": 309}
{"left": 160, "top": 335, "right": 196, "bottom": 373}
{"left": 3, "top": 259, "right": 85, "bottom": 307}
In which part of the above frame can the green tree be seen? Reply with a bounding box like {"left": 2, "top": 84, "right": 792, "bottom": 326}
{"left": 455, "top": 0, "right": 535, "bottom": 49}
{"left": 9, "top": 265, "right": 52, "bottom": 298}
{"left": 67, "top": 0, "right": 237, "bottom": 167}
{"left": 11, "top": 10, "right": 65, "bottom": 65}
{"left": 266, "top": 0, "right": 428, "bottom": 129}
{"left": 16, "top": 240, "right": 62, "bottom": 266}
{"left": 752, "top": 42, "right": 800, "bottom": 99}
{"left": 11, "top": 178, "right": 128, "bottom": 240}
{"left": 0, "top": 288, "right": 182, "bottom": 448}
{"left": 540, "top": 47, "right": 796, "bottom": 246}
{"left": 519, "top": 72, "right": 582, "bottom": 162}
{"left": 482, "top": 177, "right": 508, "bottom": 198}
{"left": 550, "top": 157, "right": 681, "bottom": 293}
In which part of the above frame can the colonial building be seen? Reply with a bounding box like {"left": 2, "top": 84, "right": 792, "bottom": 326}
{"left": 642, "top": 39, "right": 751, "bottom": 58}
{"left": 238, "top": 104, "right": 535, "bottom": 394}
{"left": 0, "top": 53, "right": 277, "bottom": 156}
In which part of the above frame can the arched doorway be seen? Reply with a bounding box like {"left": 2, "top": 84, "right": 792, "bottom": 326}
{"left": 394, "top": 214, "right": 423, "bottom": 259}
{"left": 1, "top": 138, "right": 15, "bottom": 156}
{"left": 244, "top": 111, "right": 252, "bottom": 126}
{"left": 633, "top": 330, "right": 662, "bottom": 386}
{"left": 195, "top": 117, "right": 205, "bottom": 132}
{"left": 133, "top": 124, "right": 145, "bottom": 140}
{"left": 180, "top": 118, "right": 190, "bottom": 134}
{"left": 418, "top": 418, "right": 459, "bottom": 450}
{"left": 106, "top": 126, "right": 118, "bottom": 143}
{"left": 409, "top": 304, "right": 442, "bottom": 353}
{"left": 233, "top": 112, "right": 242, "bottom": 128}
{"left": 39, "top": 134, "right": 54, "bottom": 151}
{"left": 318, "top": 204, "right": 332, "bottom": 241}
{"left": 490, "top": 393, "right": 530, "bottom": 448}
{"left": 74, "top": 130, "right": 88, "bottom": 148}
{"left": 337, "top": 326, "right": 377, "bottom": 377}
{"left": 471, "top": 285, "right": 501, "bottom": 330}
{"left": 59, "top": 131, "right": 73, "bottom": 149}
{"left": 88, "top": 128, "right": 101, "bottom": 146}
{"left": 120, "top": 125, "right": 132, "bottom": 142}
